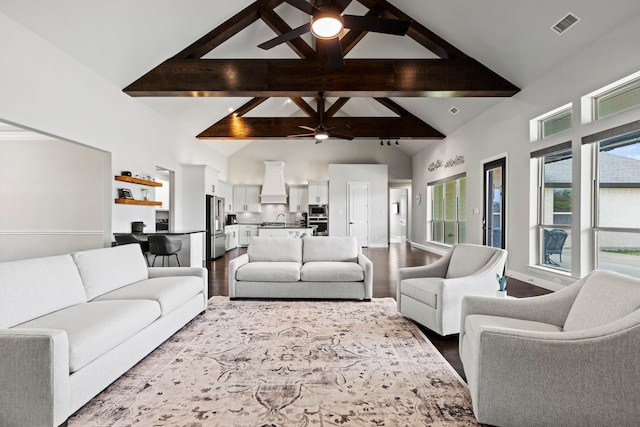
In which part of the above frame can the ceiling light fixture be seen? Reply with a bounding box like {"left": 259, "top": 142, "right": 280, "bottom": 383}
{"left": 380, "top": 140, "right": 384, "bottom": 146}
{"left": 395, "top": 139, "right": 399, "bottom": 146}
{"left": 315, "top": 130, "right": 329, "bottom": 140}
{"left": 310, "top": 12, "right": 344, "bottom": 39}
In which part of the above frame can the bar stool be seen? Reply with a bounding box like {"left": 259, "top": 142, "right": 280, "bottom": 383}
{"left": 114, "top": 234, "right": 150, "bottom": 266}
{"left": 148, "top": 235, "right": 182, "bottom": 267}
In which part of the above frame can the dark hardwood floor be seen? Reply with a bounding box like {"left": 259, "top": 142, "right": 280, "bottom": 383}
{"left": 207, "top": 242, "right": 551, "bottom": 380}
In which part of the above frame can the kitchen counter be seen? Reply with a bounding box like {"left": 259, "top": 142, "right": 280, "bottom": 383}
{"left": 113, "top": 231, "right": 205, "bottom": 267}
{"left": 257, "top": 222, "right": 315, "bottom": 229}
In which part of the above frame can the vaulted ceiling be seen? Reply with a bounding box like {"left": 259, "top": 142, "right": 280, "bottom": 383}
{"left": 123, "top": 0, "right": 519, "bottom": 142}
{"left": 2, "top": 1, "right": 640, "bottom": 156}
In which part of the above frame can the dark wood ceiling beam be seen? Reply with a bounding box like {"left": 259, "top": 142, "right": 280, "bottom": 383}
{"left": 374, "top": 97, "right": 413, "bottom": 117}
{"left": 289, "top": 97, "right": 317, "bottom": 118}
{"left": 233, "top": 97, "right": 269, "bottom": 117}
{"left": 258, "top": 7, "right": 316, "bottom": 58}
{"left": 124, "top": 58, "right": 519, "bottom": 97}
{"left": 325, "top": 98, "right": 350, "bottom": 118}
{"left": 174, "top": 0, "right": 284, "bottom": 59}
{"left": 198, "top": 116, "right": 444, "bottom": 139}
{"left": 356, "top": 0, "right": 465, "bottom": 58}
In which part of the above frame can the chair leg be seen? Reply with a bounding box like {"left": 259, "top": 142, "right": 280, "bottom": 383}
{"left": 152, "top": 255, "right": 158, "bottom": 267}
{"left": 175, "top": 254, "right": 180, "bottom": 267}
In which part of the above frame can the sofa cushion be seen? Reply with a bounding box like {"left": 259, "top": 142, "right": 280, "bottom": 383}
{"left": 446, "top": 244, "right": 498, "bottom": 279}
{"left": 93, "top": 276, "right": 203, "bottom": 315}
{"left": 0, "top": 255, "right": 87, "bottom": 328}
{"left": 72, "top": 245, "right": 149, "bottom": 300}
{"left": 399, "top": 277, "right": 440, "bottom": 309}
{"left": 303, "top": 236, "right": 358, "bottom": 263}
{"left": 236, "top": 262, "right": 301, "bottom": 282}
{"left": 248, "top": 237, "right": 302, "bottom": 263}
{"left": 563, "top": 270, "right": 640, "bottom": 332}
{"left": 15, "top": 299, "right": 160, "bottom": 372}
{"left": 301, "top": 262, "right": 365, "bottom": 282}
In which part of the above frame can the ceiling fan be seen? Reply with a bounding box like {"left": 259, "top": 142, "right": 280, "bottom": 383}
{"left": 288, "top": 92, "right": 354, "bottom": 143}
{"left": 258, "top": 0, "right": 412, "bottom": 69}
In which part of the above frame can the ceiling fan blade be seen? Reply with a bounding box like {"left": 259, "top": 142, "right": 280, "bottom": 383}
{"left": 343, "top": 15, "right": 411, "bottom": 35}
{"left": 323, "top": 38, "right": 345, "bottom": 70}
{"left": 298, "top": 125, "right": 316, "bottom": 131}
{"left": 288, "top": 133, "right": 316, "bottom": 138}
{"left": 284, "top": 0, "right": 318, "bottom": 15}
{"left": 315, "top": 139, "right": 324, "bottom": 144}
{"left": 258, "top": 23, "right": 311, "bottom": 50}
{"left": 329, "top": 133, "right": 354, "bottom": 140}
{"left": 331, "top": 0, "right": 353, "bottom": 13}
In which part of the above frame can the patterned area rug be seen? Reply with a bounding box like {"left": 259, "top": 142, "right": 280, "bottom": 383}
{"left": 69, "top": 297, "right": 478, "bottom": 426}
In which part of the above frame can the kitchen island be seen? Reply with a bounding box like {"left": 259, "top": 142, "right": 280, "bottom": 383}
{"left": 113, "top": 230, "right": 205, "bottom": 267}
{"left": 257, "top": 223, "right": 316, "bottom": 238}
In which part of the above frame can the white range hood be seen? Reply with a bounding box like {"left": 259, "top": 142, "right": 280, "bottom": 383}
{"left": 260, "top": 161, "right": 288, "bottom": 204}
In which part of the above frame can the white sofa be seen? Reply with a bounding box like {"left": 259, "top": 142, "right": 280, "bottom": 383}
{"left": 229, "top": 236, "right": 373, "bottom": 300}
{"left": 0, "top": 244, "right": 208, "bottom": 427}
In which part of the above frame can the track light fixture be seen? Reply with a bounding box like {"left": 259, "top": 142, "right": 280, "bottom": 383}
{"left": 379, "top": 138, "right": 400, "bottom": 147}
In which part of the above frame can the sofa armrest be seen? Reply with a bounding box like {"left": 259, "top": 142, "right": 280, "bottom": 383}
{"left": 0, "top": 329, "right": 70, "bottom": 427}
{"left": 358, "top": 253, "right": 373, "bottom": 299}
{"left": 148, "top": 267, "right": 208, "bottom": 309}
{"left": 228, "top": 254, "right": 249, "bottom": 299}
{"left": 470, "top": 312, "right": 640, "bottom": 425}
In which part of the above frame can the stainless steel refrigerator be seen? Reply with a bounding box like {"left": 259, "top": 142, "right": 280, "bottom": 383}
{"left": 206, "top": 195, "right": 226, "bottom": 259}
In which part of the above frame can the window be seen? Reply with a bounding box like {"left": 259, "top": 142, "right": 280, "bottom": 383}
{"left": 541, "top": 108, "right": 573, "bottom": 139}
{"left": 428, "top": 174, "right": 466, "bottom": 245}
{"left": 594, "top": 129, "right": 640, "bottom": 277}
{"left": 530, "top": 104, "right": 573, "bottom": 142}
{"left": 595, "top": 77, "right": 640, "bottom": 120}
{"left": 532, "top": 143, "right": 573, "bottom": 271}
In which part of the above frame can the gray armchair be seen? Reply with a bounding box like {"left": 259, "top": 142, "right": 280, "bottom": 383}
{"left": 459, "top": 270, "right": 640, "bottom": 426}
{"left": 397, "top": 244, "right": 507, "bottom": 336}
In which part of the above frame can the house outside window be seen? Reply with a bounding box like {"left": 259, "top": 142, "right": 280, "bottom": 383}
{"left": 428, "top": 174, "right": 466, "bottom": 245}
{"left": 594, "top": 129, "right": 640, "bottom": 277}
{"left": 533, "top": 143, "right": 573, "bottom": 271}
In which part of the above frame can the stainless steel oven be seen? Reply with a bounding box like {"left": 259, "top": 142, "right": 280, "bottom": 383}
{"left": 309, "top": 205, "right": 327, "bottom": 216}
{"left": 308, "top": 215, "right": 328, "bottom": 236}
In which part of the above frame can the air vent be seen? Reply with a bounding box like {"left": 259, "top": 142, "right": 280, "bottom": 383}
{"left": 551, "top": 13, "right": 580, "bottom": 35}
{"left": 449, "top": 106, "right": 459, "bottom": 115}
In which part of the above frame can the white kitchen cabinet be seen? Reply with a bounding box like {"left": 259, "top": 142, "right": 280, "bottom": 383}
{"left": 288, "top": 185, "right": 308, "bottom": 212}
{"left": 233, "top": 185, "right": 262, "bottom": 213}
{"left": 238, "top": 224, "right": 259, "bottom": 247}
{"left": 307, "top": 180, "right": 328, "bottom": 205}
{"left": 225, "top": 225, "right": 238, "bottom": 250}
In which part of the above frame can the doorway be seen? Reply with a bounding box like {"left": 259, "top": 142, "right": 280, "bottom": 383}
{"left": 155, "top": 167, "right": 175, "bottom": 231}
{"left": 348, "top": 182, "right": 369, "bottom": 247}
{"left": 389, "top": 188, "right": 408, "bottom": 243}
{"left": 483, "top": 157, "right": 506, "bottom": 249}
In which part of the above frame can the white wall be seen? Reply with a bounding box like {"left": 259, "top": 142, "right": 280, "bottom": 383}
{"left": 0, "top": 138, "right": 110, "bottom": 261}
{"left": 411, "top": 13, "right": 640, "bottom": 287}
{"left": 328, "top": 164, "right": 388, "bottom": 247}
{"left": 0, "top": 12, "right": 227, "bottom": 252}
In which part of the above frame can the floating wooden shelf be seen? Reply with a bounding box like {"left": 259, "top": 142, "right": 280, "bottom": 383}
{"left": 114, "top": 175, "right": 162, "bottom": 187}
{"left": 115, "top": 198, "right": 162, "bottom": 206}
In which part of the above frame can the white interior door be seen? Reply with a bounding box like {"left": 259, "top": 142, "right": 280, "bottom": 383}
{"left": 348, "top": 182, "right": 369, "bottom": 247}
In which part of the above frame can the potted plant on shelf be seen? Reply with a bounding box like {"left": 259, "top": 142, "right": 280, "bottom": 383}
{"left": 496, "top": 274, "right": 508, "bottom": 298}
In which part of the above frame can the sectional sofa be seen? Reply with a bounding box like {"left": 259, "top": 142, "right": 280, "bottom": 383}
{"left": 0, "top": 244, "right": 208, "bottom": 427}
{"left": 229, "top": 236, "right": 373, "bottom": 299}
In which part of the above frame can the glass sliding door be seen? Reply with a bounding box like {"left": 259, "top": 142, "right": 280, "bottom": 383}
{"left": 483, "top": 158, "right": 506, "bottom": 249}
